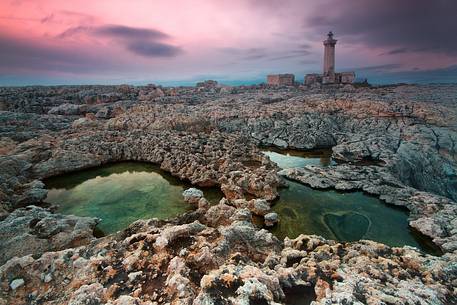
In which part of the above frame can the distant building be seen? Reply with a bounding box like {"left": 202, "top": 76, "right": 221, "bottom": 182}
{"left": 266, "top": 74, "right": 295, "bottom": 86}
{"left": 304, "top": 74, "right": 322, "bottom": 85}
{"left": 305, "top": 32, "right": 355, "bottom": 85}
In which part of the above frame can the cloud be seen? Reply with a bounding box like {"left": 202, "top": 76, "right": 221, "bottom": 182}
{"left": 270, "top": 53, "right": 305, "bottom": 61}
{"left": 93, "top": 25, "right": 169, "bottom": 40}
{"left": 40, "top": 13, "right": 54, "bottom": 23}
{"left": 58, "top": 24, "right": 182, "bottom": 58}
{"left": 219, "top": 44, "right": 311, "bottom": 62}
{"left": 308, "top": 0, "right": 457, "bottom": 55}
{"left": 381, "top": 48, "right": 409, "bottom": 56}
{"left": 38, "top": 10, "right": 99, "bottom": 26}
{"left": 357, "top": 64, "right": 457, "bottom": 84}
{"left": 57, "top": 25, "right": 91, "bottom": 39}
{"left": 355, "top": 64, "right": 402, "bottom": 72}
{"left": 219, "top": 47, "right": 267, "bottom": 60}
{"left": 0, "top": 34, "right": 117, "bottom": 74}
{"left": 127, "top": 41, "right": 181, "bottom": 57}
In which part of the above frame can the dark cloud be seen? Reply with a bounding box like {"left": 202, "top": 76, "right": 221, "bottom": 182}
{"left": 38, "top": 10, "right": 98, "bottom": 26}
{"left": 127, "top": 41, "right": 181, "bottom": 57}
{"left": 242, "top": 48, "right": 267, "bottom": 60}
{"left": 269, "top": 43, "right": 313, "bottom": 61}
{"left": 57, "top": 25, "right": 91, "bottom": 39}
{"left": 381, "top": 48, "right": 409, "bottom": 56}
{"left": 0, "top": 34, "right": 117, "bottom": 74}
{"left": 57, "top": 24, "right": 182, "bottom": 58}
{"left": 269, "top": 54, "right": 302, "bottom": 61}
{"left": 308, "top": 0, "right": 457, "bottom": 55}
{"left": 357, "top": 64, "right": 457, "bottom": 84}
{"left": 93, "top": 25, "right": 169, "bottom": 40}
{"left": 355, "top": 64, "right": 401, "bottom": 72}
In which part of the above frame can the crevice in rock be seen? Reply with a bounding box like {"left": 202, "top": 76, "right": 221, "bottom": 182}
{"left": 282, "top": 285, "right": 316, "bottom": 305}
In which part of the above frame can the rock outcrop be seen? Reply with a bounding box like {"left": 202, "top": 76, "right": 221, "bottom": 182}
{"left": 1, "top": 205, "right": 455, "bottom": 304}
{"left": 0, "top": 83, "right": 456, "bottom": 304}
{"left": 0, "top": 206, "right": 98, "bottom": 265}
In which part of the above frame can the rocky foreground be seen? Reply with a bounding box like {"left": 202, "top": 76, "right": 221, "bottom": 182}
{"left": 0, "top": 82, "right": 456, "bottom": 304}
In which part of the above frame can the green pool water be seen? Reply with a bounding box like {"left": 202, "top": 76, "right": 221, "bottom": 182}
{"left": 44, "top": 162, "right": 223, "bottom": 234}
{"left": 262, "top": 148, "right": 335, "bottom": 168}
{"left": 263, "top": 149, "right": 439, "bottom": 253}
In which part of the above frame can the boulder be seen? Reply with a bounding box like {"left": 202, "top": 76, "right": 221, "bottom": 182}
{"left": 264, "top": 212, "right": 279, "bottom": 227}
{"left": 10, "top": 278, "right": 25, "bottom": 290}
{"left": 182, "top": 188, "right": 204, "bottom": 204}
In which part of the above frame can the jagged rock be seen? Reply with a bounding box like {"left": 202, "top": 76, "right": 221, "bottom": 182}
{"left": 9, "top": 278, "right": 24, "bottom": 290}
{"left": 182, "top": 188, "right": 204, "bottom": 204}
{"left": 154, "top": 221, "right": 206, "bottom": 249}
{"left": 0, "top": 137, "right": 17, "bottom": 155}
{"left": 138, "top": 85, "right": 165, "bottom": 101}
{"left": 72, "top": 117, "right": 98, "bottom": 128}
{"left": 68, "top": 283, "right": 106, "bottom": 305}
{"left": 95, "top": 107, "right": 113, "bottom": 119}
{"left": 0, "top": 206, "right": 98, "bottom": 265}
{"left": 232, "top": 198, "right": 271, "bottom": 216}
{"left": 48, "top": 103, "right": 85, "bottom": 115}
{"left": 0, "top": 84, "right": 456, "bottom": 304}
{"left": 264, "top": 212, "right": 279, "bottom": 227}
{"left": 204, "top": 200, "right": 236, "bottom": 226}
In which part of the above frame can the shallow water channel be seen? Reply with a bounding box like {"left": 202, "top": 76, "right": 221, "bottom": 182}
{"left": 263, "top": 148, "right": 439, "bottom": 253}
{"left": 44, "top": 162, "right": 223, "bottom": 234}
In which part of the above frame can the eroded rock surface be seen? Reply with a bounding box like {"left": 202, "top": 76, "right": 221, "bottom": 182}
{"left": 0, "top": 205, "right": 98, "bottom": 266}
{"left": 1, "top": 205, "right": 455, "bottom": 305}
{"left": 0, "top": 83, "right": 456, "bottom": 304}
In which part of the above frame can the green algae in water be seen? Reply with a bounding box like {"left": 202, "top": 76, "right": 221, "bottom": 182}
{"left": 263, "top": 149, "right": 439, "bottom": 253}
{"left": 324, "top": 212, "right": 371, "bottom": 241}
{"left": 272, "top": 180, "right": 435, "bottom": 252}
{"left": 44, "top": 162, "right": 223, "bottom": 234}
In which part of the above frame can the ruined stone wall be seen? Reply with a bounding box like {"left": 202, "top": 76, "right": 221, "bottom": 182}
{"left": 267, "top": 74, "right": 295, "bottom": 86}
{"left": 304, "top": 74, "right": 321, "bottom": 85}
{"left": 340, "top": 72, "right": 355, "bottom": 84}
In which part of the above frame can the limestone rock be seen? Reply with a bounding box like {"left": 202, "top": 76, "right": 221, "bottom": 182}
{"left": 0, "top": 206, "right": 98, "bottom": 265}
{"left": 182, "top": 188, "right": 204, "bottom": 204}
{"left": 10, "top": 278, "right": 25, "bottom": 290}
{"left": 48, "top": 103, "right": 85, "bottom": 115}
{"left": 264, "top": 212, "right": 279, "bottom": 227}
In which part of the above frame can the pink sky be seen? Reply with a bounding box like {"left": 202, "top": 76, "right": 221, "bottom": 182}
{"left": 1, "top": 0, "right": 456, "bottom": 85}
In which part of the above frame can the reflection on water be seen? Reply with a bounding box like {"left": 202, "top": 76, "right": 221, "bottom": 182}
{"left": 262, "top": 148, "right": 335, "bottom": 169}
{"left": 272, "top": 181, "right": 436, "bottom": 252}
{"left": 263, "top": 148, "right": 439, "bottom": 254}
{"left": 44, "top": 162, "right": 223, "bottom": 234}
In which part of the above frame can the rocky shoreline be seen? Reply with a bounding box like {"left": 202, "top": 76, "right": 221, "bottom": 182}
{"left": 0, "top": 83, "right": 456, "bottom": 304}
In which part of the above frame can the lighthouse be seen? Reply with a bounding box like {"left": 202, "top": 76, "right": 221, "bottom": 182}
{"left": 305, "top": 32, "right": 355, "bottom": 85}
{"left": 323, "top": 31, "right": 337, "bottom": 83}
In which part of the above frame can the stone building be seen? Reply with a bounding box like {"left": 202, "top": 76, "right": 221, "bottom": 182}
{"left": 305, "top": 32, "right": 355, "bottom": 85}
{"left": 266, "top": 74, "right": 295, "bottom": 86}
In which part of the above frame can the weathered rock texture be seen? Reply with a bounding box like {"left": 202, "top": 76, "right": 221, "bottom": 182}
{"left": 0, "top": 205, "right": 98, "bottom": 266}
{"left": 1, "top": 204, "right": 456, "bottom": 305}
{"left": 0, "top": 83, "right": 456, "bottom": 304}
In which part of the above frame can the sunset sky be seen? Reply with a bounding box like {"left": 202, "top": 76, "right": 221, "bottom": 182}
{"left": 1, "top": 0, "right": 456, "bottom": 86}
